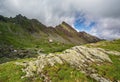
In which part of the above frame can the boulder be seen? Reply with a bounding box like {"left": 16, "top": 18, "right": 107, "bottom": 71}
{"left": 19, "top": 45, "right": 120, "bottom": 81}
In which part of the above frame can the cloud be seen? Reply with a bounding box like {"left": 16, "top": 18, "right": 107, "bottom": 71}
{"left": 73, "top": 13, "right": 97, "bottom": 33}
{"left": 90, "top": 18, "right": 120, "bottom": 40}
{"left": 0, "top": 0, "right": 120, "bottom": 39}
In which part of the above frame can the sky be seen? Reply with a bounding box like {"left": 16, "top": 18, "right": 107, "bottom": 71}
{"left": 0, "top": 0, "right": 120, "bottom": 40}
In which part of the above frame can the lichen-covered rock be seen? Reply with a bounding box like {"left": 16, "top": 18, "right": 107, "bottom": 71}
{"left": 19, "top": 46, "right": 120, "bottom": 82}
{"left": 90, "top": 74, "right": 112, "bottom": 82}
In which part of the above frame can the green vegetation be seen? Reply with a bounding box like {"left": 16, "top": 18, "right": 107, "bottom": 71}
{"left": 0, "top": 60, "right": 26, "bottom": 82}
{"left": 0, "top": 60, "right": 95, "bottom": 82}
{"left": 0, "top": 22, "right": 35, "bottom": 48}
{"left": 0, "top": 57, "right": 15, "bottom": 64}
{"left": 0, "top": 58, "right": 42, "bottom": 82}
{"left": 92, "top": 55, "right": 120, "bottom": 81}
{"left": 0, "top": 21, "right": 74, "bottom": 53}
{"left": 35, "top": 42, "right": 74, "bottom": 54}
{"left": 0, "top": 19, "right": 74, "bottom": 64}
{"left": 43, "top": 63, "right": 95, "bottom": 82}
{"left": 88, "top": 39, "right": 120, "bottom": 81}
{"left": 97, "top": 39, "right": 120, "bottom": 52}
{"left": 0, "top": 15, "right": 120, "bottom": 82}
{"left": 0, "top": 19, "right": 75, "bottom": 81}
{"left": 86, "top": 39, "right": 120, "bottom": 52}
{"left": 0, "top": 65, "right": 24, "bottom": 82}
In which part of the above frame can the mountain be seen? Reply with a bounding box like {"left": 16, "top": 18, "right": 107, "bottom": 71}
{"left": 0, "top": 14, "right": 100, "bottom": 45}
{"left": 0, "top": 14, "right": 120, "bottom": 82}
{"left": 0, "top": 14, "right": 101, "bottom": 61}
{"left": 79, "top": 31, "right": 101, "bottom": 43}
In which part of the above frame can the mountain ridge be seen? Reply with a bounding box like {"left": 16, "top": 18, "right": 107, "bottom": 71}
{"left": 0, "top": 14, "right": 120, "bottom": 82}
{"left": 0, "top": 14, "right": 101, "bottom": 46}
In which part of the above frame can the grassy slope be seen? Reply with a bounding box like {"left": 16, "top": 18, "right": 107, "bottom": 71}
{"left": 87, "top": 39, "right": 120, "bottom": 81}
{"left": 43, "top": 63, "right": 95, "bottom": 82}
{"left": 92, "top": 55, "right": 120, "bottom": 81}
{"left": 86, "top": 39, "right": 120, "bottom": 52}
{"left": 0, "top": 20, "right": 76, "bottom": 82}
{"left": 0, "top": 22, "right": 34, "bottom": 48}
{"left": 44, "top": 39, "right": 120, "bottom": 82}
{"left": 0, "top": 59, "right": 29, "bottom": 82}
{"left": 0, "top": 15, "right": 119, "bottom": 82}
{"left": 0, "top": 39, "right": 120, "bottom": 82}
{"left": 0, "top": 17, "right": 77, "bottom": 55}
{"left": 0, "top": 59, "right": 95, "bottom": 82}
{"left": 0, "top": 21, "right": 74, "bottom": 53}
{"left": 0, "top": 58, "right": 43, "bottom": 82}
{"left": 0, "top": 62, "right": 26, "bottom": 82}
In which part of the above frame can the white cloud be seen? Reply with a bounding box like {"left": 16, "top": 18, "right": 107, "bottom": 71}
{"left": 90, "top": 18, "right": 120, "bottom": 40}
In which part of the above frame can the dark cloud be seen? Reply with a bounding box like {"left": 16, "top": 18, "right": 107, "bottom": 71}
{"left": 0, "top": 0, "right": 120, "bottom": 39}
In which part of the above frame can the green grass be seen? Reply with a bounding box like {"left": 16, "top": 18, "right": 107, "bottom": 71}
{"left": 91, "top": 55, "right": 120, "bottom": 81}
{"left": 0, "top": 21, "right": 74, "bottom": 64}
{"left": 98, "top": 39, "right": 120, "bottom": 52}
{"left": 1, "top": 17, "right": 120, "bottom": 82}
{"left": 0, "top": 15, "right": 99, "bottom": 82}
{"left": 0, "top": 60, "right": 95, "bottom": 82}
{"left": 86, "top": 39, "right": 120, "bottom": 81}
{"left": 0, "top": 22, "right": 35, "bottom": 48}
{"left": 36, "top": 42, "right": 74, "bottom": 54}
{"left": 43, "top": 63, "right": 95, "bottom": 82}
{"left": 0, "top": 22, "right": 74, "bottom": 53}
{"left": 86, "top": 39, "right": 120, "bottom": 52}
{"left": 0, "top": 61, "right": 25, "bottom": 82}
{"left": 0, "top": 58, "right": 42, "bottom": 82}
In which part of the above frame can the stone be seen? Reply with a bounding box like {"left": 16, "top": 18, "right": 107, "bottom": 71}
{"left": 49, "top": 39, "right": 53, "bottom": 43}
{"left": 20, "top": 45, "right": 120, "bottom": 81}
{"left": 90, "top": 74, "right": 111, "bottom": 82}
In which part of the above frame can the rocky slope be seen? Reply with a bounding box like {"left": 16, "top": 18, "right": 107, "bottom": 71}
{"left": 18, "top": 46, "right": 120, "bottom": 82}
{"left": 0, "top": 14, "right": 101, "bottom": 47}
{"left": 0, "top": 14, "right": 101, "bottom": 63}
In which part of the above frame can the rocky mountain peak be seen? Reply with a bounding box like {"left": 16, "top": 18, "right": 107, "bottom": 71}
{"left": 61, "top": 21, "right": 77, "bottom": 32}
{"left": 15, "top": 14, "right": 27, "bottom": 19}
{"left": 55, "top": 21, "right": 78, "bottom": 35}
{"left": 61, "top": 21, "right": 69, "bottom": 25}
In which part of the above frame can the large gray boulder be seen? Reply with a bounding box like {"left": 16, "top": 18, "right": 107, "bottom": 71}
{"left": 19, "top": 46, "right": 120, "bottom": 82}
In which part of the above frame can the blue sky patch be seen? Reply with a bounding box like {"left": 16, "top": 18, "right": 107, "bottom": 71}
{"left": 74, "top": 14, "right": 96, "bottom": 32}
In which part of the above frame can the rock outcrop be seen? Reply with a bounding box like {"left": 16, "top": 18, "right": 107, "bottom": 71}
{"left": 19, "top": 46, "right": 120, "bottom": 82}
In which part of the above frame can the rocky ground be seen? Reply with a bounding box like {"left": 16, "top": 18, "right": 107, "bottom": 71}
{"left": 0, "top": 45, "right": 38, "bottom": 64}
{"left": 16, "top": 46, "right": 120, "bottom": 82}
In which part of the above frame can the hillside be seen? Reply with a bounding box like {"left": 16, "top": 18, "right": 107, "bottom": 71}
{"left": 0, "top": 14, "right": 120, "bottom": 81}
{"left": 0, "top": 14, "right": 100, "bottom": 47}
{"left": 0, "top": 14, "right": 101, "bottom": 63}
{"left": 2, "top": 14, "right": 116, "bottom": 82}
{"left": 0, "top": 39, "right": 120, "bottom": 82}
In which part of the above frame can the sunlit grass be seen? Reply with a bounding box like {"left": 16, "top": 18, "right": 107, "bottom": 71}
{"left": 86, "top": 39, "right": 120, "bottom": 52}
{"left": 91, "top": 55, "right": 120, "bottom": 81}
{"left": 43, "top": 63, "right": 95, "bottom": 82}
